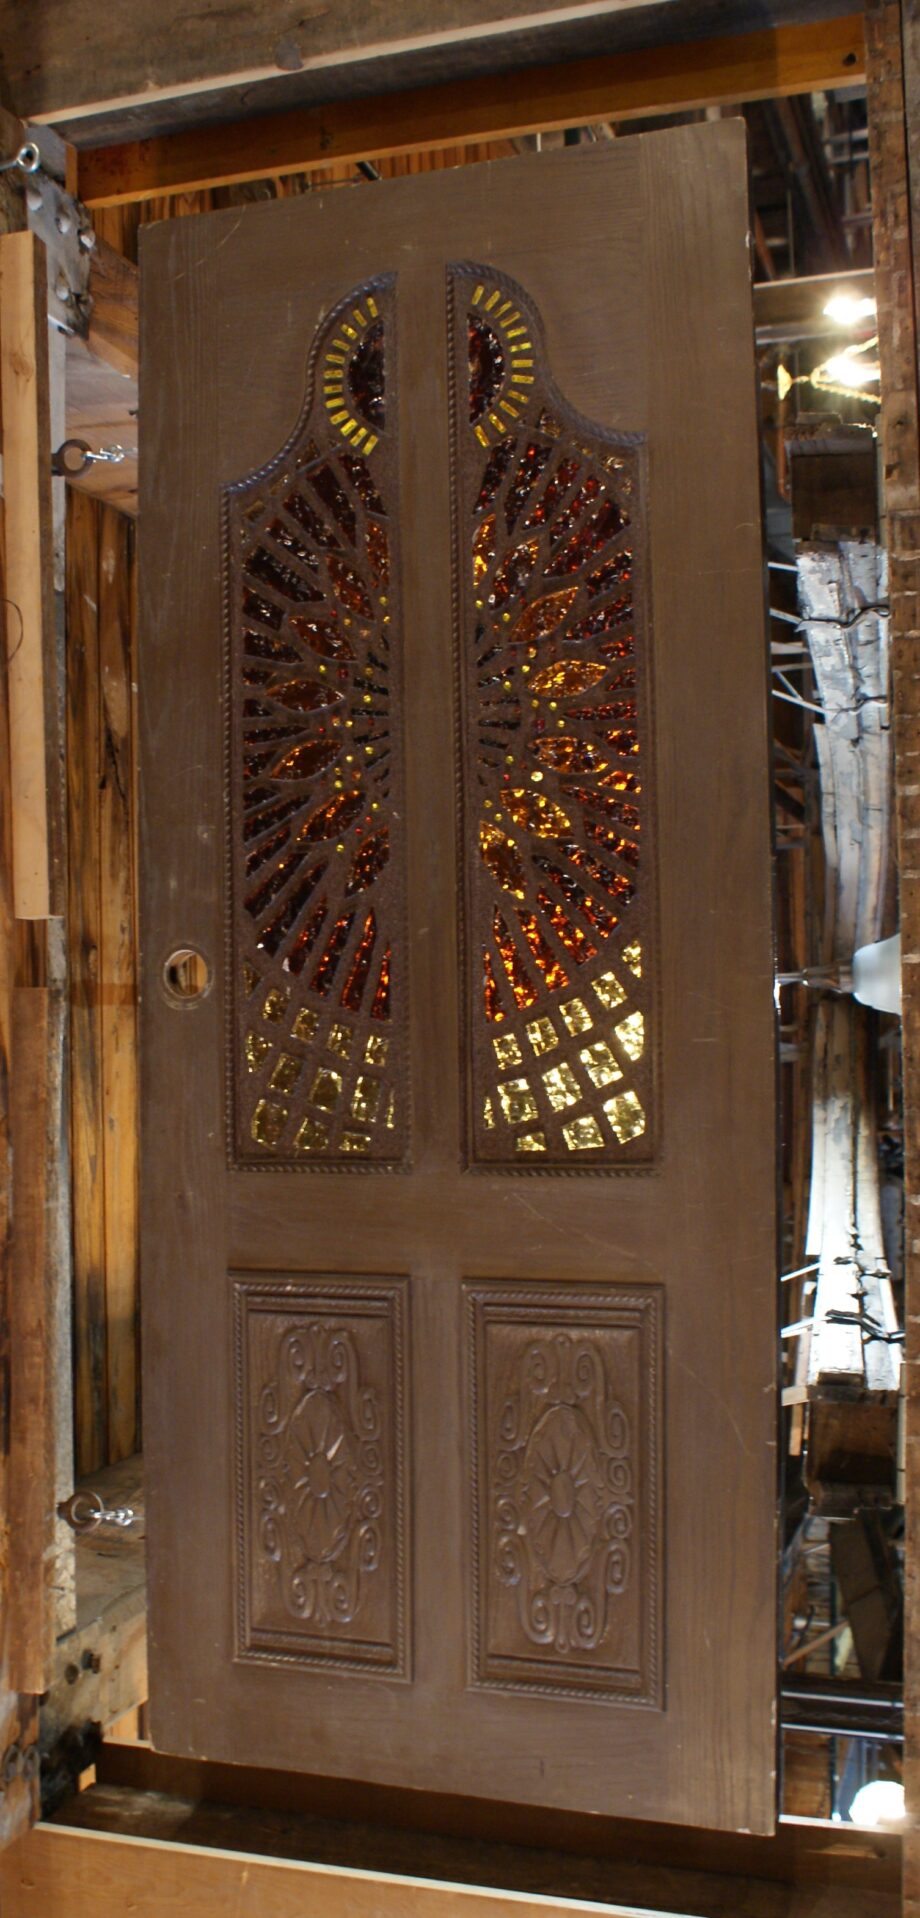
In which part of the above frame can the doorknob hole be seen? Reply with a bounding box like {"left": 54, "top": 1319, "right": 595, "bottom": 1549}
{"left": 163, "top": 947, "right": 211, "bottom": 1002}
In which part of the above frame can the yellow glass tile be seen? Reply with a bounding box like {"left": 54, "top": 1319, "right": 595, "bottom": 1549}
{"left": 604, "top": 1090, "right": 646, "bottom": 1142}
{"left": 294, "top": 1115, "right": 329, "bottom": 1153}
{"left": 525, "top": 1016, "right": 558, "bottom": 1055}
{"left": 263, "top": 987, "right": 290, "bottom": 1023}
{"left": 245, "top": 1031, "right": 271, "bottom": 1072}
{"left": 365, "top": 1033, "right": 389, "bottom": 1066}
{"left": 341, "top": 1129, "right": 371, "bottom": 1154}
{"left": 563, "top": 1114, "right": 605, "bottom": 1151}
{"left": 516, "top": 1130, "right": 547, "bottom": 1154}
{"left": 622, "top": 941, "right": 642, "bottom": 978}
{"left": 592, "top": 970, "right": 627, "bottom": 1011}
{"left": 498, "top": 1078, "right": 539, "bottom": 1126}
{"left": 242, "top": 962, "right": 259, "bottom": 996}
{"left": 270, "top": 1052, "right": 303, "bottom": 1095}
{"left": 483, "top": 1095, "right": 496, "bottom": 1130}
{"left": 579, "top": 1041, "right": 623, "bottom": 1089}
{"left": 351, "top": 1074, "right": 381, "bottom": 1124}
{"left": 292, "top": 1006, "right": 319, "bottom": 1042}
{"left": 542, "top": 1062, "right": 582, "bottom": 1111}
{"left": 385, "top": 1090, "right": 396, "bottom": 1130}
{"left": 327, "top": 1022, "right": 354, "bottom": 1060}
{"left": 560, "top": 997, "right": 592, "bottom": 1036}
{"left": 615, "top": 1011, "right": 645, "bottom": 1061}
{"left": 251, "top": 1099, "right": 288, "bottom": 1148}
{"left": 310, "top": 1066, "right": 343, "bottom": 1110}
{"left": 493, "top": 1032, "right": 522, "bottom": 1068}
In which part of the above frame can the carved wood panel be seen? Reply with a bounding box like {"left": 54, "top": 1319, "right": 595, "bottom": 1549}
{"left": 467, "top": 1282, "right": 662, "bottom": 1705}
{"left": 449, "top": 265, "right": 655, "bottom": 1170}
{"left": 233, "top": 1276, "right": 410, "bottom": 1674}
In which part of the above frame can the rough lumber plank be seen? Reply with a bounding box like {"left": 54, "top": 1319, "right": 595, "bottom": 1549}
{"left": 7, "top": 988, "right": 56, "bottom": 1693}
{"left": 866, "top": 1, "right": 920, "bottom": 1910}
{"left": 0, "top": 232, "right": 61, "bottom": 917}
{"left": 86, "top": 242, "right": 138, "bottom": 382}
{"left": 66, "top": 491, "right": 107, "bottom": 1476}
{"left": 97, "top": 507, "right": 138, "bottom": 1462}
{"left": 77, "top": 15, "right": 866, "bottom": 206}
{"left": 63, "top": 339, "right": 138, "bottom": 518}
{"left": 0, "top": 1820, "right": 901, "bottom": 1918}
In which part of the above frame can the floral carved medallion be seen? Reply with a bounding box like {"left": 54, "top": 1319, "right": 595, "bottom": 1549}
{"left": 234, "top": 1278, "right": 409, "bottom": 1674}
{"left": 468, "top": 1283, "right": 662, "bottom": 1706}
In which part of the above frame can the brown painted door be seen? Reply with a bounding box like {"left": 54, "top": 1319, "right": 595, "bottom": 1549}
{"left": 139, "top": 124, "right": 777, "bottom": 1833}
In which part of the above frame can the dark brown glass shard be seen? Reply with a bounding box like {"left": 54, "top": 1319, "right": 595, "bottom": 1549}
{"left": 284, "top": 491, "right": 341, "bottom": 548}
{"left": 286, "top": 898, "right": 328, "bottom": 974}
{"left": 505, "top": 441, "right": 552, "bottom": 532}
{"left": 340, "top": 453, "right": 385, "bottom": 515}
{"left": 340, "top": 910, "right": 377, "bottom": 1011}
{"left": 370, "top": 945, "right": 391, "bottom": 1021}
{"left": 469, "top": 318, "right": 505, "bottom": 423}
{"left": 326, "top": 555, "right": 374, "bottom": 618}
{"left": 483, "top": 948, "right": 505, "bottom": 1022}
{"left": 345, "top": 827, "right": 390, "bottom": 896}
{"left": 245, "top": 546, "right": 322, "bottom": 605}
{"left": 308, "top": 465, "right": 357, "bottom": 544}
{"left": 288, "top": 615, "right": 355, "bottom": 661}
{"left": 489, "top": 538, "right": 539, "bottom": 608}
{"left": 348, "top": 317, "right": 385, "bottom": 428}
{"left": 310, "top": 913, "right": 356, "bottom": 995}
{"left": 272, "top": 737, "right": 342, "bottom": 781}
{"left": 524, "top": 455, "right": 581, "bottom": 528}
{"left": 476, "top": 436, "right": 517, "bottom": 512}
{"left": 366, "top": 521, "right": 389, "bottom": 588}
{"left": 544, "top": 499, "right": 627, "bottom": 578}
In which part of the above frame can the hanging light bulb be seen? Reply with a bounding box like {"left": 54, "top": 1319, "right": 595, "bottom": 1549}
{"left": 823, "top": 350, "right": 881, "bottom": 387}
{"left": 822, "top": 291, "right": 878, "bottom": 326}
{"left": 849, "top": 1780, "right": 906, "bottom": 1828}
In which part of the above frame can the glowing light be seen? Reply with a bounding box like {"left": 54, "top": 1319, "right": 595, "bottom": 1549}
{"left": 823, "top": 351, "right": 881, "bottom": 388}
{"left": 822, "top": 291, "right": 878, "bottom": 326}
{"left": 849, "top": 1781, "right": 905, "bottom": 1829}
{"left": 776, "top": 364, "right": 793, "bottom": 402}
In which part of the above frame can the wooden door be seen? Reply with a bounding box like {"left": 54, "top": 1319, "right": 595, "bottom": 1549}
{"left": 139, "top": 124, "right": 777, "bottom": 1834}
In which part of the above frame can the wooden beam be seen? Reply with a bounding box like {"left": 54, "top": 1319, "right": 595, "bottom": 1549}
{"left": 8, "top": 988, "right": 56, "bottom": 1694}
{"left": 86, "top": 242, "right": 138, "bottom": 383}
{"left": 0, "top": 233, "right": 61, "bottom": 917}
{"left": 77, "top": 14, "right": 866, "bottom": 207}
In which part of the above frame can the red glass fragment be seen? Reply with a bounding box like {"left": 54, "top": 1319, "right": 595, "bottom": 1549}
{"left": 483, "top": 948, "right": 505, "bottom": 1022}
{"left": 516, "top": 908, "right": 569, "bottom": 991}
{"left": 493, "top": 910, "right": 539, "bottom": 1008}
{"left": 326, "top": 555, "right": 374, "bottom": 618}
{"left": 340, "top": 910, "right": 378, "bottom": 1011}
{"left": 345, "top": 827, "right": 390, "bottom": 896}
{"left": 476, "top": 436, "right": 516, "bottom": 512}
{"left": 370, "top": 945, "right": 391, "bottom": 1021}
{"left": 310, "top": 912, "right": 356, "bottom": 996}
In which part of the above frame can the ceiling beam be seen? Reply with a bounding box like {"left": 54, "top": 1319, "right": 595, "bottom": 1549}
{"left": 77, "top": 12, "right": 866, "bottom": 208}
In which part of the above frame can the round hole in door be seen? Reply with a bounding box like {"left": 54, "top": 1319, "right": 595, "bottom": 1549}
{"left": 162, "top": 947, "right": 211, "bottom": 1003}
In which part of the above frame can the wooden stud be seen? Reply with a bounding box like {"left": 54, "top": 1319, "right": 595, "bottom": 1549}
{"left": 0, "top": 232, "right": 60, "bottom": 919}
{"left": 77, "top": 14, "right": 866, "bottom": 206}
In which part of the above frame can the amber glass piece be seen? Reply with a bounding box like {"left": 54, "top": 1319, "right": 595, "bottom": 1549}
{"left": 294, "top": 1115, "right": 329, "bottom": 1153}
{"left": 493, "top": 1032, "right": 522, "bottom": 1068}
{"left": 573, "top": 848, "right": 634, "bottom": 907}
{"left": 605, "top": 727, "right": 640, "bottom": 758}
{"left": 593, "top": 969, "right": 627, "bottom": 1011}
{"left": 483, "top": 1096, "right": 496, "bottom": 1130}
{"left": 270, "top": 1052, "right": 303, "bottom": 1094}
{"left": 530, "top": 658, "right": 607, "bottom": 698}
{"left": 479, "top": 821, "right": 525, "bottom": 899}
{"left": 385, "top": 1091, "right": 396, "bottom": 1130}
{"left": 244, "top": 630, "right": 301, "bottom": 665}
{"left": 483, "top": 949, "right": 505, "bottom": 1022}
{"left": 476, "top": 436, "right": 516, "bottom": 511}
{"left": 340, "top": 1129, "right": 372, "bottom": 1155}
{"left": 273, "top": 737, "right": 341, "bottom": 781}
{"left": 489, "top": 537, "right": 539, "bottom": 607}
{"left": 500, "top": 788, "right": 572, "bottom": 839}
{"left": 345, "top": 827, "right": 390, "bottom": 896}
{"left": 246, "top": 824, "right": 289, "bottom": 878}
{"left": 469, "top": 318, "right": 506, "bottom": 422}
{"left": 288, "top": 615, "right": 355, "bottom": 661}
{"left": 567, "top": 699, "right": 637, "bottom": 729}
{"left": 542, "top": 1062, "right": 582, "bottom": 1112}
{"left": 251, "top": 1099, "right": 288, "bottom": 1148}
{"left": 497, "top": 1077, "right": 539, "bottom": 1126}
{"left": 292, "top": 1006, "right": 319, "bottom": 1041}
{"left": 604, "top": 1089, "right": 645, "bottom": 1142}
{"left": 516, "top": 1129, "right": 547, "bottom": 1153}
{"left": 351, "top": 1074, "right": 382, "bottom": 1124}
{"left": 265, "top": 516, "right": 319, "bottom": 571}
{"left": 326, "top": 555, "right": 374, "bottom": 618}
{"left": 524, "top": 456, "right": 580, "bottom": 527}
{"left": 327, "top": 1022, "right": 354, "bottom": 1060}
{"left": 597, "top": 766, "right": 641, "bottom": 794}
{"left": 340, "top": 910, "right": 377, "bottom": 1012}
{"left": 284, "top": 491, "right": 341, "bottom": 549}
{"left": 242, "top": 961, "right": 260, "bottom": 996}
{"left": 269, "top": 678, "right": 342, "bottom": 713}
{"left": 533, "top": 855, "right": 617, "bottom": 936}
{"left": 505, "top": 441, "right": 552, "bottom": 531}
{"left": 340, "top": 453, "right": 386, "bottom": 515}
{"left": 563, "top": 1114, "right": 604, "bottom": 1151}
{"left": 366, "top": 521, "right": 389, "bottom": 588}
{"left": 311, "top": 913, "right": 356, "bottom": 995}
{"left": 370, "top": 945, "right": 391, "bottom": 1021}
{"left": 308, "top": 465, "right": 357, "bottom": 542}
{"left": 243, "top": 592, "right": 285, "bottom": 633}
{"left": 532, "top": 736, "right": 607, "bottom": 775}
{"left": 309, "top": 1066, "right": 343, "bottom": 1110}
{"left": 537, "top": 890, "right": 599, "bottom": 963}
{"left": 587, "top": 551, "right": 633, "bottom": 598}
{"left": 473, "top": 514, "right": 497, "bottom": 587}
{"left": 262, "top": 987, "right": 290, "bottom": 1023}
{"left": 348, "top": 318, "right": 385, "bottom": 428}
{"left": 622, "top": 940, "right": 642, "bottom": 977}
{"left": 365, "top": 1032, "right": 389, "bottom": 1065}
{"left": 545, "top": 499, "right": 626, "bottom": 579}
{"left": 245, "top": 546, "right": 321, "bottom": 606}
{"left": 615, "top": 1010, "right": 645, "bottom": 1061}
{"left": 493, "top": 912, "right": 539, "bottom": 1009}
{"left": 580, "top": 1040, "right": 623, "bottom": 1089}
{"left": 508, "top": 588, "right": 579, "bottom": 647}
{"left": 285, "top": 899, "right": 329, "bottom": 974}
{"left": 516, "top": 908, "right": 569, "bottom": 991}
{"left": 563, "top": 786, "right": 639, "bottom": 835}
{"left": 297, "top": 793, "right": 363, "bottom": 845}
{"left": 560, "top": 997, "right": 592, "bottom": 1036}
{"left": 525, "top": 1015, "right": 558, "bottom": 1055}
{"left": 245, "top": 1031, "right": 271, "bottom": 1072}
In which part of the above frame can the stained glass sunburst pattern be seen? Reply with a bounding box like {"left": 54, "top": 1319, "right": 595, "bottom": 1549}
{"left": 451, "top": 265, "right": 654, "bottom": 1167}
{"left": 225, "top": 276, "right": 407, "bottom": 1166}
